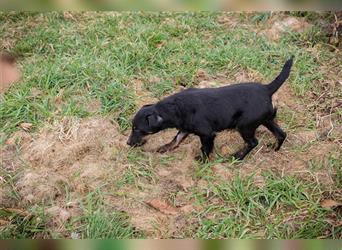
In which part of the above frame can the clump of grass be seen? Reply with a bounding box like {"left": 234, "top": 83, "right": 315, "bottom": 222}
{"left": 193, "top": 171, "right": 338, "bottom": 239}
{"left": 116, "top": 149, "right": 155, "bottom": 189}
{"left": 0, "top": 207, "right": 50, "bottom": 239}
{"left": 308, "top": 153, "right": 342, "bottom": 189}
{"left": 74, "top": 190, "right": 142, "bottom": 239}
{"left": 196, "top": 216, "right": 253, "bottom": 239}
{"left": 93, "top": 82, "right": 136, "bottom": 130}
{"left": 145, "top": 80, "right": 175, "bottom": 99}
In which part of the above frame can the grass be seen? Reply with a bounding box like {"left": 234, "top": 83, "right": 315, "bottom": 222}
{"left": 117, "top": 148, "right": 156, "bottom": 189}
{"left": 1, "top": 11, "right": 341, "bottom": 239}
{"left": 194, "top": 171, "right": 341, "bottom": 239}
{"left": 0, "top": 206, "right": 50, "bottom": 239}
{"left": 0, "top": 189, "right": 142, "bottom": 239}
{"left": 75, "top": 190, "right": 142, "bottom": 239}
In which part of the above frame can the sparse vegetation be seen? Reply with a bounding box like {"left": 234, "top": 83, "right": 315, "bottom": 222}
{"left": 0, "top": 11, "right": 341, "bottom": 239}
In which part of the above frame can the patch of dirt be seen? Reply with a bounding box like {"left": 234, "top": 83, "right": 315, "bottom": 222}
{"left": 132, "top": 78, "right": 159, "bottom": 106}
{"left": 217, "top": 15, "right": 239, "bottom": 28}
{"left": 1, "top": 117, "right": 129, "bottom": 228}
{"left": 0, "top": 52, "right": 21, "bottom": 94}
{"left": 194, "top": 67, "right": 266, "bottom": 90}
{"left": 16, "top": 171, "right": 68, "bottom": 204}
{"left": 210, "top": 129, "right": 340, "bottom": 188}
{"left": 0, "top": 14, "right": 45, "bottom": 51}
{"left": 1, "top": 116, "right": 199, "bottom": 237}
{"left": 216, "top": 13, "right": 252, "bottom": 30}
{"left": 85, "top": 98, "right": 102, "bottom": 113}
{"left": 232, "top": 68, "right": 265, "bottom": 83}
{"left": 193, "top": 69, "right": 210, "bottom": 84}
{"left": 21, "top": 118, "right": 126, "bottom": 170}
{"left": 260, "top": 16, "right": 313, "bottom": 42}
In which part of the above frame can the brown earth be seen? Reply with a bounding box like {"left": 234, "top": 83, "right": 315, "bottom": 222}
{"left": 0, "top": 52, "right": 21, "bottom": 93}
{"left": 260, "top": 16, "right": 313, "bottom": 42}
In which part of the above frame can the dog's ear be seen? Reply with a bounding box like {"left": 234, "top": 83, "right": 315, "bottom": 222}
{"left": 147, "top": 114, "right": 163, "bottom": 128}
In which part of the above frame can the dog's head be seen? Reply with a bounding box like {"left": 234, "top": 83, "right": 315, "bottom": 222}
{"left": 127, "top": 104, "right": 164, "bottom": 147}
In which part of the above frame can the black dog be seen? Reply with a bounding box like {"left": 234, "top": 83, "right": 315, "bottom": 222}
{"left": 127, "top": 57, "right": 293, "bottom": 161}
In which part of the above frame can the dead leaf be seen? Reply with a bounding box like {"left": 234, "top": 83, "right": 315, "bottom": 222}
{"left": 149, "top": 76, "right": 161, "bottom": 83}
{"left": 59, "top": 209, "right": 71, "bottom": 222}
{"left": 262, "top": 17, "right": 313, "bottom": 42}
{"left": 2, "top": 208, "right": 29, "bottom": 216}
{"left": 30, "top": 87, "right": 43, "bottom": 98}
{"left": 0, "top": 219, "right": 10, "bottom": 226}
{"left": 320, "top": 199, "right": 341, "bottom": 209}
{"left": 20, "top": 123, "right": 33, "bottom": 131}
{"left": 156, "top": 40, "right": 166, "bottom": 49}
{"left": 198, "top": 81, "right": 218, "bottom": 89}
{"left": 5, "top": 131, "right": 32, "bottom": 146}
{"left": 217, "top": 16, "right": 238, "bottom": 28}
{"left": 195, "top": 69, "right": 208, "bottom": 80}
{"left": 179, "top": 204, "right": 195, "bottom": 214}
{"left": 145, "top": 199, "right": 179, "bottom": 215}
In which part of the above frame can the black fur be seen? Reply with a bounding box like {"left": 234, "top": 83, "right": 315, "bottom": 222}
{"left": 127, "top": 57, "right": 293, "bottom": 161}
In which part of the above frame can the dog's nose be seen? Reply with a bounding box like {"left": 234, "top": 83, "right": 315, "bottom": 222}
{"left": 127, "top": 137, "right": 132, "bottom": 146}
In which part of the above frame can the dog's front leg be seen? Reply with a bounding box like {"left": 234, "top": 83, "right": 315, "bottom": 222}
{"left": 157, "top": 131, "right": 189, "bottom": 153}
{"left": 195, "top": 134, "right": 216, "bottom": 162}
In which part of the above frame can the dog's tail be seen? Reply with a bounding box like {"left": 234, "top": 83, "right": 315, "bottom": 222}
{"left": 267, "top": 57, "right": 294, "bottom": 95}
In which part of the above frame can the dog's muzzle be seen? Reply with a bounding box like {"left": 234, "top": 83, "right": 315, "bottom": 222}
{"left": 127, "top": 135, "right": 146, "bottom": 147}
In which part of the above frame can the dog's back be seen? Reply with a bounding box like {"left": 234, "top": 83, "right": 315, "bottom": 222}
{"left": 158, "top": 83, "right": 272, "bottom": 132}
{"left": 156, "top": 57, "right": 293, "bottom": 133}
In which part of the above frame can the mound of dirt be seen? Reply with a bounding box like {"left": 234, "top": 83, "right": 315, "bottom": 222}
{"left": 16, "top": 171, "right": 68, "bottom": 204}
{"left": 132, "top": 78, "right": 159, "bottom": 106}
{"left": 261, "top": 16, "right": 313, "bottom": 41}
{"left": 6, "top": 117, "right": 127, "bottom": 204}
{"left": 0, "top": 52, "right": 21, "bottom": 94}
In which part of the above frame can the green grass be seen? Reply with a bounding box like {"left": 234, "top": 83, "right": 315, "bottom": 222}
{"left": 74, "top": 190, "right": 142, "bottom": 239}
{"left": 116, "top": 148, "right": 156, "bottom": 189}
{"left": 308, "top": 153, "right": 342, "bottom": 188}
{"left": 194, "top": 171, "right": 341, "bottom": 239}
{"left": 0, "top": 206, "right": 50, "bottom": 239}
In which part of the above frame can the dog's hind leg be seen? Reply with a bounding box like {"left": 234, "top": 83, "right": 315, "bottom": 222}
{"left": 263, "top": 120, "right": 287, "bottom": 151}
{"left": 157, "top": 131, "right": 189, "bottom": 153}
{"left": 232, "top": 127, "right": 258, "bottom": 160}
{"left": 195, "top": 134, "right": 216, "bottom": 162}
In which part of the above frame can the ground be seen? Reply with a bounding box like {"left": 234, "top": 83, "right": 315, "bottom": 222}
{"left": 0, "top": 11, "right": 341, "bottom": 239}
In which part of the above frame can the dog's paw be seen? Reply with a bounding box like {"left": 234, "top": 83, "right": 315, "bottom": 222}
{"left": 194, "top": 155, "right": 209, "bottom": 163}
{"left": 231, "top": 152, "right": 243, "bottom": 161}
{"left": 265, "top": 142, "right": 274, "bottom": 149}
{"left": 274, "top": 144, "right": 281, "bottom": 151}
{"left": 268, "top": 142, "right": 281, "bottom": 151}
